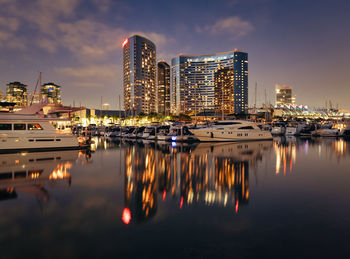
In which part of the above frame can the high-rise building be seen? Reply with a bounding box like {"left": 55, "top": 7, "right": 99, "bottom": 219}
{"left": 41, "top": 82, "right": 62, "bottom": 104}
{"left": 214, "top": 68, "right": 235, "bottom": 115}
{"left": 157, "top": 61, "right": 170, "bottom": 115}
{"left": 6, "top": 81, "right": 28, "bottom": 106}
{"left": 275, "top": 84, "right": 296, "bottom": 106}
{"left": 171, "top": 50, "right": 248, "bottom": 115}
{"left": 123, "top": 35, "right": 156, "bottom": 115}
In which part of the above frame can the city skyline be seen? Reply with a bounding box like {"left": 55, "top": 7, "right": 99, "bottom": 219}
{"left": 0, "top": 0, "right": 349, "bottom": 110}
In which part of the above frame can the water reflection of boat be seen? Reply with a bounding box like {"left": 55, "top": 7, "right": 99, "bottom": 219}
{"left": 0, "top": 150, "right": 78, "bottom": 203}
{"left": 193, "top": 141, "right": 273, "bottom": 160}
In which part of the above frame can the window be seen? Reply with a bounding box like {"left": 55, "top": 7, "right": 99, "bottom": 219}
{"left": 28, "top": 123, "right": 43, "bottom": 130}
{"left": 238, "top": 126, "right": 254, "bottom": 130}
{"left": 14, "top": 124, "right": 26, "bottom": 130}
{"left": 0, "top": 124, "right": 12, "bottom": 130}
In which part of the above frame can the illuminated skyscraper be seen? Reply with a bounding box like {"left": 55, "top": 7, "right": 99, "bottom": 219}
{"left": 123, "top": 35, "right": 156, "bottom": 115}
{"left": 275, "top": 84, "right": 296, "bottom": 106}
{"left": 41, "top": 82, "right": 62, "bottom": 104}
{"left": 171, "top": 50, "right": 248, "bottom": 115}
{"left": 214, "top": 68, "right": 235, "bottom": 115}
{"left": 6, "top": 81, "right": 28, "bottom": 107}
{"left": 157, "top": 61, "right": 170, "bottom": 115}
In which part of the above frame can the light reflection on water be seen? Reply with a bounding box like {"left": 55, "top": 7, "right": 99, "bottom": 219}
{"left": 1, "top": 137, "right": 350, "bottom": 258}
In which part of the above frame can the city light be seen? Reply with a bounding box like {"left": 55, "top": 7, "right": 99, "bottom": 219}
{"left": 122, "top": 38, "right": 128, "bottom": 48}
{"left": 122, "top": 208, "right": 131, "bottom": 225}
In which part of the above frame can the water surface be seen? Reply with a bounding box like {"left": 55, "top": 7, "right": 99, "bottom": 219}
{"left": 1, "top": 137, "right": 350, "bottom": 258}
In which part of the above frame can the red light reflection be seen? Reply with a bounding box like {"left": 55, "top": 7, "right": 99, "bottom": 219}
{"left": 163, "top": 190, "right": 166, "bottom": 201}
{"left": 122, "top": 208, "right": 131, "bottom": 225}
{"left": 235, "top": 200, "right": 239, "bottom": 213}
{"left": 180, "top": 196, "right": 184, "bottom": 209}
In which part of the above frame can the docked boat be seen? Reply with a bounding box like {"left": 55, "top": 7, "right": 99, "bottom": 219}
{"left": 189, "top": 120, "right": 272, "bottom": 142}
{"left": 271, "top": 122, "right": 286, "bottom": 135}
{"left": 141, "top": 126, "right": 155, "bottom": 139}
{"left": 156, "top": 126, "right": 171, "bottom": 142}
{"left": 285, "top": 122, "right": 305, "bottom": 136}
{"left": 312, "top": 128, "right": 340, "bottom": 137}
{"left": 299, "top": 124, "right": 316, "bottom": 137}
{"left": 0, "top": 113, "right": 80, "bottom": 153}
{"left": 168, "top": 125, "right": 198, "bottom": 142}
{"left": 105, "top": 126, "right": 121, "bottom": 138}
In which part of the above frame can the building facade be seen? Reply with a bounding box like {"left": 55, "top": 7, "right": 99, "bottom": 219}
{"left": 6, "top": 81, "right": 28, "bottom": 107}
{"left": 275, "top": 84, "right": 295, "bottom": 106}
{"left": 171, "top": 50, "right": 248, "bottom": 115}
{"left": 41, "top": 83, "right": 62, "bottom": 104}
{"left": 123, "top": 35, "right": 157, "bottom": 115}
{"left": 157, "top": 61, "right": 170, "bottom": 115}
{"left": 214, "top": 68, "right": 235, "bottom": 115}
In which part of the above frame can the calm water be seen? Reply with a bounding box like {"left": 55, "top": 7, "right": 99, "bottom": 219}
{"left": 1, "top": 137, "right": 350, "bottom": 258}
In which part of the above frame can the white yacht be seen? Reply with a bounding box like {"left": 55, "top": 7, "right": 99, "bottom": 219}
{"left": 285, "top": 122, "right": 305, "bottom": 136}
{"left": 271, "top": 122, "right": 286, "bottom": 135}
{"left": 0, "top": 113, "right": 80, "bottom": 153}
{"left": 189, "top": 120, "right": 273, "bottom": 142}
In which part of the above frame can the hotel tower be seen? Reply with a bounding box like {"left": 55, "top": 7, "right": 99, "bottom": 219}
{"left": 123, "top": 35, "right": 157, "bottom": 115}
{"left": 171, "top": 50, "right": 248, "bottom": 115}
{"left": 157, "top": 61, "right": 170, "bottom": 115}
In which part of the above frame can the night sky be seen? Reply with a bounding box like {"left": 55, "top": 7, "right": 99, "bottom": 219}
{"left": 0, "top": 0, "right": 349, "bottom": 109}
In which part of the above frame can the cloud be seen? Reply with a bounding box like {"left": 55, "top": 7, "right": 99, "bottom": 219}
{"left": 0, "top": 17, "right": 20, "bottom": 31}
{"left": 55, "top": 64, "right": 120, "bottom": 89}
{"left": 199, "top": 16, "right": 254, "bottom": 40}
{"left": 37, "top": 38, "right": 58, "bottom": 53}
{"left": 131, "top": 31, "right": 173, "bottom": 48}
{"left": 57, "top": 19, "right": 125, "bottom": 60}
{"left": 91, "top": 0, "right": 111, "bottom": 13}
{"left": 56, "top": 65, "right": 118, "bottom": 79}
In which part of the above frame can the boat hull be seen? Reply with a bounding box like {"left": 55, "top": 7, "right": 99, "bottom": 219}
{"left": 191, "top": 129, "right": 273, "bottom": 142}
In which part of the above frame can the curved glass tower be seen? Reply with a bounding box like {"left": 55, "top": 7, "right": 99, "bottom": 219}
{"left": 171, "top": 50, "right": 248, "bottom": 115}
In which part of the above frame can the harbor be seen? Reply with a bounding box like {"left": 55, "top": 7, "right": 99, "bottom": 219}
{"left": 1, "top": 0, "right": 350, "bottom": 257}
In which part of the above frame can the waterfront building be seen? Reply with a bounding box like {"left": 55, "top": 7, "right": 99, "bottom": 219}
{"left": 275, "top": 84, "right": 296, "bottom": 106}
{"left": 6, "top": 81, "right": 28, "bottom": 107}
{"left": 41, "top": 82, "right": 62, "bottom": 104}
{"left": 157, "top": 61, "right": 170, "bottom": 115}
{"left": 171, "top": 50, "right": 248, "bottom": 115}
{"left": 214, "top": 68, "right": 235, "bottom": 115}
{"left": 123, "top": 35, "right": 157, "bottom": 115}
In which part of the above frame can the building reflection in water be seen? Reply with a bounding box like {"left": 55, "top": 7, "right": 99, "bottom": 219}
{"left": 0, "top": 150, "right": 79, "bottom": 206}
{"left": 123, "top": 141, "right": 273, "bottom": 224}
